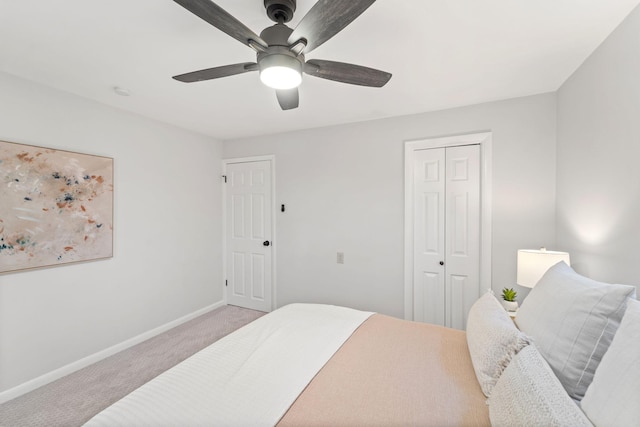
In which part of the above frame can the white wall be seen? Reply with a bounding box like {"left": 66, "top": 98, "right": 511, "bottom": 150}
{"left": 0, "top": 72, "right": 224, "bottom": 394}
{"left": 556, "top": 5, "right": 640, "bottom": 290}
{"left": 224, "top": 93, "right": 558, "bottom": 317}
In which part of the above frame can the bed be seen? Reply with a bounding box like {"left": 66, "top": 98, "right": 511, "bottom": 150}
{"left": 84, "top": 303, "right": 489, "bottom": 426}
{"left": 85, "top": 262, "right": 639, "bottom": 427}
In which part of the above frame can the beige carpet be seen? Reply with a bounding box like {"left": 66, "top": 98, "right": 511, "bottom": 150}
{"left": 0, "top": 305, "right": 265, "bottom": 427}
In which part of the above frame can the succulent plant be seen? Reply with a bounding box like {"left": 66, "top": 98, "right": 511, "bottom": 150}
{"left": 501, "top": 287, "right": 517, "bottom": 302}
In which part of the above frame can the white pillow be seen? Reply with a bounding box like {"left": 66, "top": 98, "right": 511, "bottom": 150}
{"left": 466, "top": 292, "right": 531, "bottom": 397}
{"left": 581, "top": 298, "right": 640, "bottom": 427}
{"left": 489, "top": 345, "right": 593, "bottom": 427}
{"left": 515, "top": 262, "right": 636, "bottom": 401}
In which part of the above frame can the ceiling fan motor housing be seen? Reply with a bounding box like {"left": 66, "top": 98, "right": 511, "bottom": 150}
{"left": 264, "top": 0, "right": 296, "bottom": 23}
{"left": 257, "top": 24, "right": 304, "bottom": 77}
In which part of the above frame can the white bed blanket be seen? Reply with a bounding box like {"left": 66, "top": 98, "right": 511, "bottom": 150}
{"left": 84, "top": 303, "right": 373, "bottom": 427}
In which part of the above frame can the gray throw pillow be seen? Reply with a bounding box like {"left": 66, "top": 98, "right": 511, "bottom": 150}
{"left": 515, "top": 261, "right": 636, "bottom": 401}
{"left": 581, "top": 298, "right": 640, "bottom": 427}
{"left": 489, "top": 345, "right": 593, "bottom": 427}
{"left": 466, "top": 292, "right": 531, "bottom": 396}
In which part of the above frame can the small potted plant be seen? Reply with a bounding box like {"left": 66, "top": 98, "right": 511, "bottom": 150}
{"left": 501, "top": 287, "right": 518, "bottom": 312}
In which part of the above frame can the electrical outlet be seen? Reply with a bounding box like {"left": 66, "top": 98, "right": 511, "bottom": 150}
{"left": 337, "top": 252, "right": 344, "bottom": 264}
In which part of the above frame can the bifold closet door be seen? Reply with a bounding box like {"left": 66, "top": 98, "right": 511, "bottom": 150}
{"left": 413, "top": 145, "right": 480, "bottom": 329}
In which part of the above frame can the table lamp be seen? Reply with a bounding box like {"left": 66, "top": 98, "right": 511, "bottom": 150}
{"left": 517, "top": 247, "right": 571, "bottom": 288}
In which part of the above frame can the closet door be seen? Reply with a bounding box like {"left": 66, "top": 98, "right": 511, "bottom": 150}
{"left": 413, "top": 148, "right": 446, "bottom": 325}
{"left": 444, "top": 145, "right": 480, "bottom": 329}
{"left": 412, "top": 145, "right": 480, "bottom": 329}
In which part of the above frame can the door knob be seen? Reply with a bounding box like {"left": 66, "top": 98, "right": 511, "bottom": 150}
{"left": 263, "top": 240, "right": 271, "bottom": 246}
{"left": 439, "top": 261, "right": 444, "bottom": 266}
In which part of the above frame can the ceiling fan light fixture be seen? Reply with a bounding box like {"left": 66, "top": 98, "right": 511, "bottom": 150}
{"left": 260, "top": 66, "right": 301, "bottom": 89}
{"left": 259, "top": 54, "right": 302, "bottom": 90}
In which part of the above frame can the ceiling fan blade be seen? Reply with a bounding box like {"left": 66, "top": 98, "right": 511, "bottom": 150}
{"left": 173, "top": 62, "right": 258, "bottom": 82}
{"left": 276, "top": 88, "right": 299, "bottom": 110}
{"left": 305, "top": 59, "right": 391, "bottom": 87}
{"left": 288, "top": 0, "right": 377, "bottom": 54}
{"left": 173, "top": 0, "right": 268, "bottom": 50}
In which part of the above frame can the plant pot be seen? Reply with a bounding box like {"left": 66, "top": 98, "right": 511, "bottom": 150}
{"left": 501, "top": 300, "right": 518, "bottom": 312}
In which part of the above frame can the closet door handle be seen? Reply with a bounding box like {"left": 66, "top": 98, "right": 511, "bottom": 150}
{"left": 263, "top": 240, "right": 271, "bottom": 247}
{"left": 439, "top": 261, "right": 444, "bottom": 266}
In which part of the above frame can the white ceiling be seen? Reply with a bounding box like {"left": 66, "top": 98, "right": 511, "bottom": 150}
{"left": 1, "top": 1, "right": 638, "bottom": 140}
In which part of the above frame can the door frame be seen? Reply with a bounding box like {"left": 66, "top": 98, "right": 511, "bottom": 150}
{"left": 222, "top": 155, "right": 277, "bottom": 311}
{"left": 404, "top": 132, "right": 492, "bottom": 320}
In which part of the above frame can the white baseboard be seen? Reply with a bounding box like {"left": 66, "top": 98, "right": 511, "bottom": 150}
{"left": 0, "top": 300, "right": 226, "bottom": 404}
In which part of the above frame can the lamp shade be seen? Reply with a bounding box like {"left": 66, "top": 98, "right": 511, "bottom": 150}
{"left": 517, "top": 248, "right": 570, "bottom": 288}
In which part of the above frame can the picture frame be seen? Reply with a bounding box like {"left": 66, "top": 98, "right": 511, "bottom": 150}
{"left": 0, "top": 140, "right": 113, "bottom": 274}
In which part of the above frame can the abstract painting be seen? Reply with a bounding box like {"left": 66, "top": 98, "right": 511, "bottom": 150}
{"left": 0, "top": 140, "right": 113, "bottom": 273}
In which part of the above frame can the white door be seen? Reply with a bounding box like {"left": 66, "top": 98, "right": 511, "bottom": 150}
{"left": 413, "top": 145, "right": 480, "bottom": 329}
{"left": 413, "top": 148, "right": 446, "bottom": 325}
{"left": 224, "top": 159, "right": 273, "bottom": 312}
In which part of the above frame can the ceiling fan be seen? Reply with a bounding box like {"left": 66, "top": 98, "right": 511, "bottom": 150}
{"left": 171, "top": 0, "right": 392, "bottom": 110}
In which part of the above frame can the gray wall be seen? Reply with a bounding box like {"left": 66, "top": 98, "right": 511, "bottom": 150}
{"left": 0, "top": 72, "right": 224, "bottom": 393}
{"left": 224, "top": 93, "right": 558, "bottom": 317}
{"left": 557, "top": 5, "right": 640, "bottom": 290}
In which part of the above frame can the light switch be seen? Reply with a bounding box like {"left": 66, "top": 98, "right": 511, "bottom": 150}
{"left": 337, "top": 252, "right": 344, "bottom": 264}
